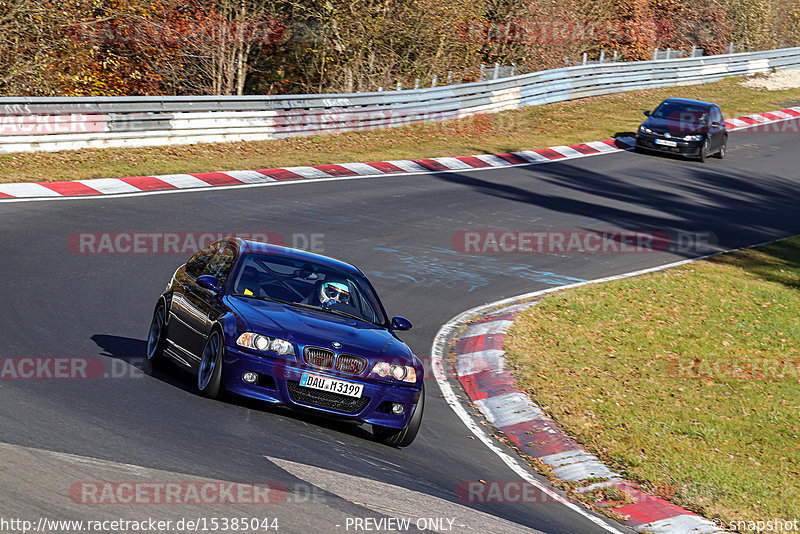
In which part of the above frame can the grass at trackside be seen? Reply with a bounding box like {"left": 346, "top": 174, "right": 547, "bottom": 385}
{"left": 503, "top": 236, "right": 800, "bottom": 525}
{"left": 2, "top": 75, "right": 800, "bottom": 183}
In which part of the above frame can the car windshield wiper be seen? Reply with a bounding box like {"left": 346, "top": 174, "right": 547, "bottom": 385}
{"left": 231, "top": 293, "right": 293, "bottom": 306}
{"left": 284, "top": 300, "right": 379, "bottom": 325}
{"left": 315, "top": 306, "right": 367, "bottom": 323}
{"left": 232, "top": 293, "right": 382, "bottom": 326}
{"left": 288, "top": 301, "right": 368, "bottom": 322}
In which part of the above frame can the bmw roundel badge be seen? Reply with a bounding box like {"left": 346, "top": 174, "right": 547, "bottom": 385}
{"left": 332, "top": 341, "right": 342, "bottom": 349}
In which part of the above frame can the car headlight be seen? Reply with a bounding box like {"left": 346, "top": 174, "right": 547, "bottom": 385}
{"left": 639, "top": 125, "right": 652, "bottom": 134}
{"left": 237, "top": 332, "right": 294, "bottom": 356}
{"left": 371, "top": 362, "right": 417, "bottom": 383}
{"left": 684, "top": 134, "right": 703, "bottom": 141}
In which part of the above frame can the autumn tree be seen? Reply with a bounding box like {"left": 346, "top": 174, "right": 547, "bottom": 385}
{"left": 262, "top": 0, "right": 485, "bottom": 94}
{"left": 0, "top": 0, "right": 796, "bottom": 97}
{"left": 770, "top": 0, "right": 800, "bottom": 48}
{"left": 474, "top": 0, "right": 589, "bottom": 71}
{"left": 728, "top": 0, "right": 775, "bottom": 50}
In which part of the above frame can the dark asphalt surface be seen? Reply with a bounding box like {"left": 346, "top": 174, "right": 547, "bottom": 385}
{"left": 0, "top": 121, "right": 798, "bottom": 533}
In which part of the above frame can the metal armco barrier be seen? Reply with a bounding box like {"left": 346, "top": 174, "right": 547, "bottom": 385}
{"left": 1, "top": 47, "right": 799, "bottom": 153}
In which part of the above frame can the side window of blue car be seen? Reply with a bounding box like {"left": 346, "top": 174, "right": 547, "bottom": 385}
{"left": 204, "top": 244, "right": 237, "bottom": 284}
{"left": 185, "top": 245, "right": 216, "bottom": 277}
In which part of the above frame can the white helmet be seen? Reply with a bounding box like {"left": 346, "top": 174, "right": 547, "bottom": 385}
{"left": 319, "top": 281, "right": 350, "bottom": 305}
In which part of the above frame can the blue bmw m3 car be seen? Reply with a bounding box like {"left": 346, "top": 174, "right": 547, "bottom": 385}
{"left": 145, "top": 238, "right": 424, "bottom": 446}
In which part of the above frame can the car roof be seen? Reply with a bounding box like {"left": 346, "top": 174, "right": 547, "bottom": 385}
{"left": 660, "top": 97, "right": 716, "bottom": 108}
{"left": 232, "top": 238, "right": 364, "bottom": 276}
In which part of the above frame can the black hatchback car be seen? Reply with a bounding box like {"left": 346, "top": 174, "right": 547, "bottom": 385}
{"left": 636, "top": 98, "right": 727, "bottom": 162}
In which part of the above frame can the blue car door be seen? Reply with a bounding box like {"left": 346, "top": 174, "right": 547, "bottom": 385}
{"left": 181, "top": 241, "right": 238, "bottom": 358}
{"left": 167, "top": 244, "right": 216, "bottom": 365}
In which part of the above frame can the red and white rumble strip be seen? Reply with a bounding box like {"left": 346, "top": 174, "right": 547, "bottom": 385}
{"left": 1, "top": 107, "right": 797, "bottom": 201}
{"left": 447, "top": 302, "right": 722, "bottom": 534}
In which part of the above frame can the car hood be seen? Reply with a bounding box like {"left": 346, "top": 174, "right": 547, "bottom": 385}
{"left": 642, "top": 117, "right": 707, "bottom": 136}
{"left": 227, "top": 296, "right": 414, "bottom": 363}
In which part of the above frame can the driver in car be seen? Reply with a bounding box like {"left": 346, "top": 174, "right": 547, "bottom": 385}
{"left": 319, "top": 281, "right": 351, "bottom": 308}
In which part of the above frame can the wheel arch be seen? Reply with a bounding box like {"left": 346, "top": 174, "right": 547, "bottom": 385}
{"left": 216, "top": 312, "right": 242, "bottom": 348}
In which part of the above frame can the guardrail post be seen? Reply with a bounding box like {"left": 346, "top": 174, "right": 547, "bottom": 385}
{"left": 653, "top": 47, "right": 659, "bottom": 60}
{"left": 582, "top": 53, "right": 587, "bottom": 65}
{"left": 377, "top": 87, "right": 383, "bottom": 92}
{"left": 431, "top": 75, "right": 438, "bottom": 87}
{"left": 511, "top": 62, "right": 516, "bottom": 76}
{"left": 480, "top": 64, "right": 485, "bottom": 79}
{"left": 599, "top": 50, "right": 605, "bottom": 64}
{"left": 612, "top": 50, "right": 618, "bottom": 62}
{"left": 665, "top": 48, "right": 671, "bottom": 59}
{"left": 493, "top": 62, "right": 500, "bottom": 79}
{"left": 396, "top": 82, "right": 402, "bottom": 91}
{"left": 447, "top": 71, "right": 453, "bottom": 85}
{"left": 690, "top": 45, "right": 696, "bottom": 57}
{"left": 414, "top": 78, "right": 420, "bottom": 90}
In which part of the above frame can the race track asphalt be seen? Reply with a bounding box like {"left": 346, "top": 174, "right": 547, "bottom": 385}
{"left": 0, "top": 120, "right": 798, "bottom": 534}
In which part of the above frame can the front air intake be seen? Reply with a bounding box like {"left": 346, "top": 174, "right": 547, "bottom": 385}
{"left": 335, "top": 353, "right": 368, "bottom": 375}
{"left": 303, "top": 346, "right": 335, "bottom": 370}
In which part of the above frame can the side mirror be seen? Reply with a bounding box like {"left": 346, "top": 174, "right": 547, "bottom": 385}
{"left": 197, "top": 275, "right": 222, "bottom": 293}
{"left": 643, "top": 110, "right": 651, "bottom": 117}
{"left": 391, "top": 316, "right": 413, "bottom": 331}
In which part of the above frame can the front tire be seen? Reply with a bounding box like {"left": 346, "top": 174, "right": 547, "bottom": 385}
{"left": 373, "top": 384, "right": 425, "bottom": 447}
{"left": 197, "top": 330, "right": 224, "bottom": 399}
{"left": 697, "top": 139, "right": 709, "bottom": 162}
{"left": 145, "top": 301, "right": 167, "bottom": 370}
{"left": 715, "top": 138, "right": 727, "bottom": 159}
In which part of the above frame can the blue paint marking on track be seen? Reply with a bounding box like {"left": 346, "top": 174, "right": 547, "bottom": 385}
{"left": 206, "top": 198, "right": 394, "bottom": 228}
{"left": 367, "top": 245, "right": 585, "bottom": 291}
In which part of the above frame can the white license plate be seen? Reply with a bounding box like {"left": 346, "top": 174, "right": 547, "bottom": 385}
{"left": 300, "top": 373, "right": 363, "bottom": 398}
{"left": 655, "top": 139, "right": 678, "bottom": 147}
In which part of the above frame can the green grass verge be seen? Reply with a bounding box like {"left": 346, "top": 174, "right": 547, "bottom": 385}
{"left": 2, "top": 75, "right": 800, "bottom": 183}
{"left": 504, "top": 236, "right": 800, "bottom": 525}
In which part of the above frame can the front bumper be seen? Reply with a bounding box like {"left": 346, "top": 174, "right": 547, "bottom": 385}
{"left": 221, "top": 345, "right": 421, "bottom": 429}
{"left": 636, "top": 133, "right": 703, "bottom": 156}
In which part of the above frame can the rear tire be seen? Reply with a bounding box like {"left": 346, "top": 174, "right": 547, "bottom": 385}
{"left": 145, "top": 301, "right": 167, "bottom": 371}
{"left": 197, "top": 330, "right": 224, "bottom": 399}
{"left": 373, "top": 384, "right": 425, "bottom": 447}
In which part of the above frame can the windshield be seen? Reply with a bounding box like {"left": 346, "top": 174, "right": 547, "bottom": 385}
{"left": 230, "top": 253, "right": 387, "bottom": 326}
{"left": 651, "top": 101, "right": 708, "bottom": 123}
